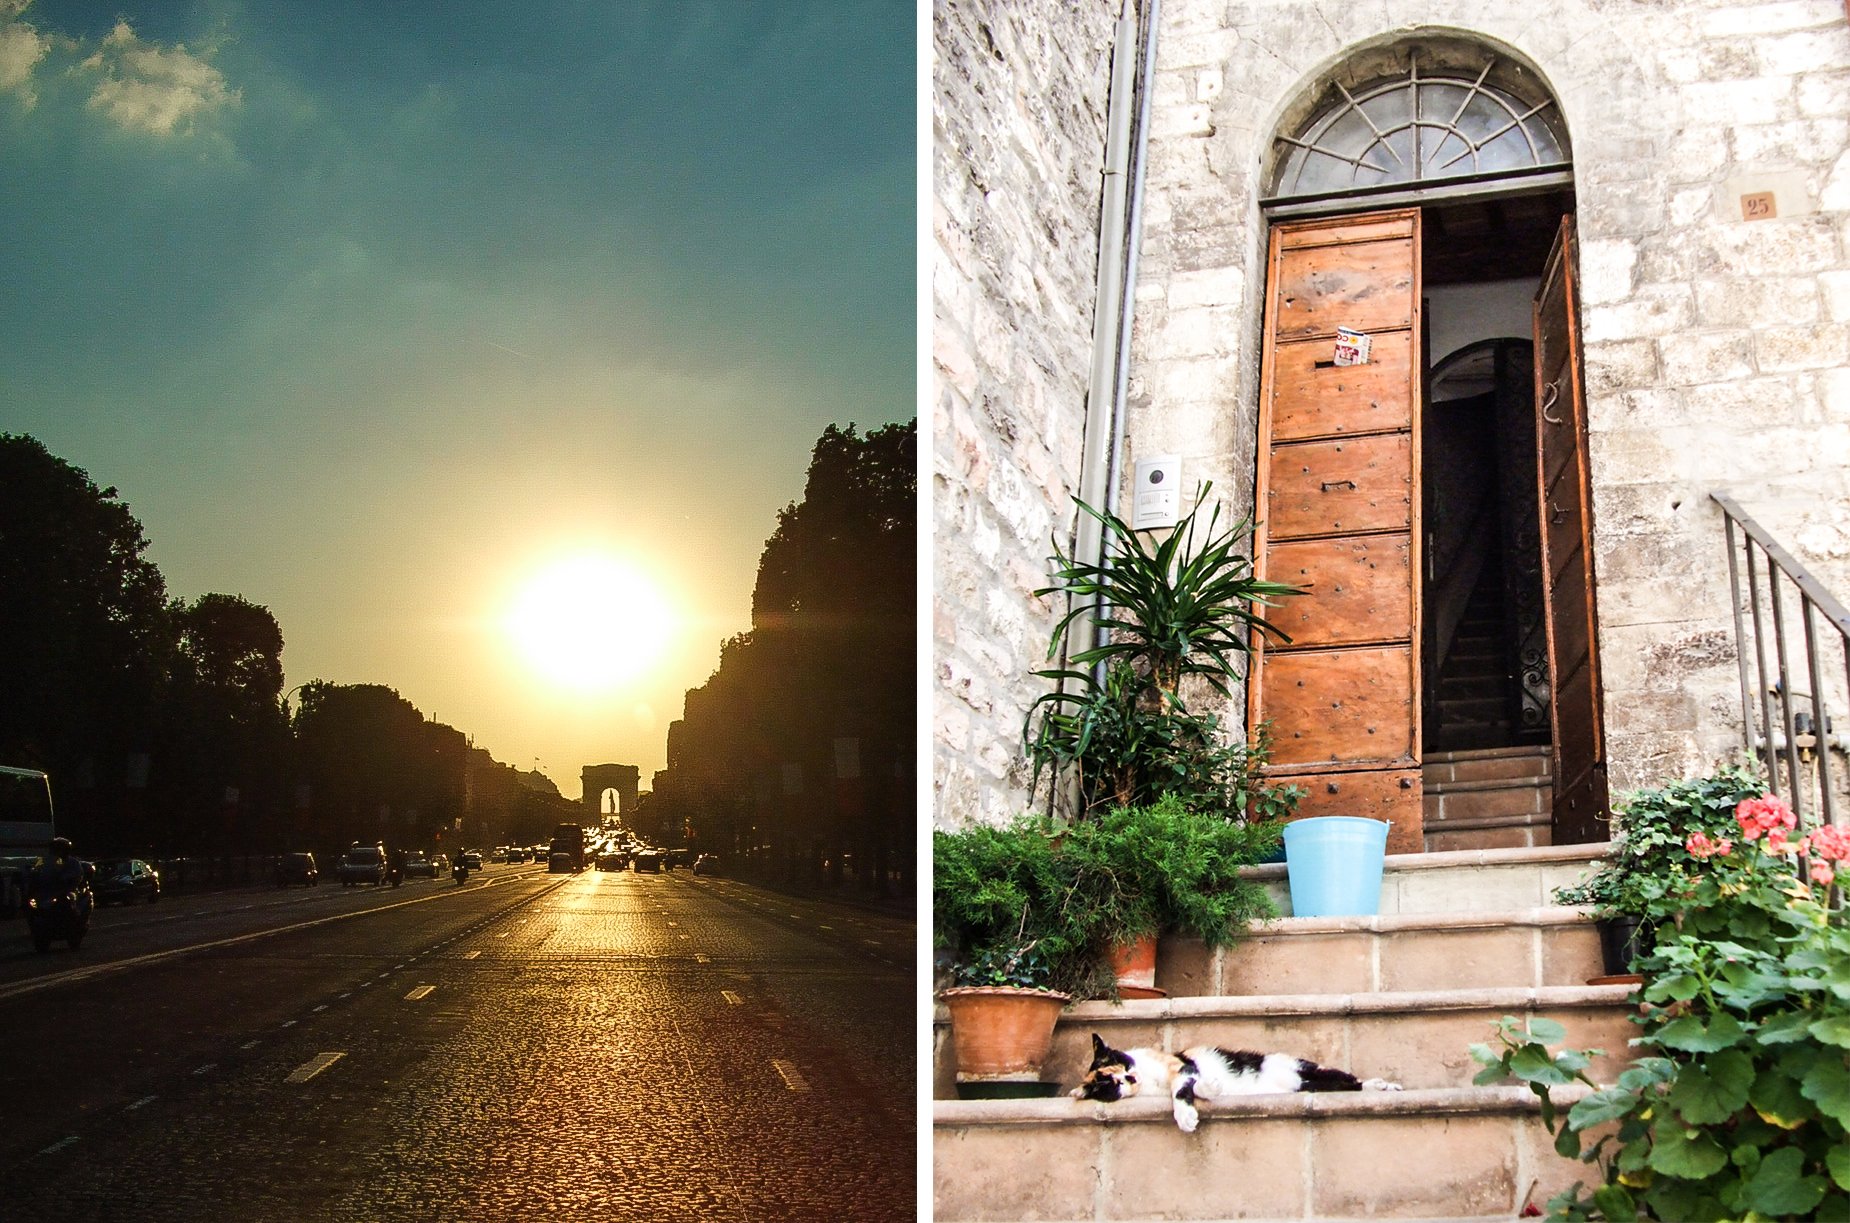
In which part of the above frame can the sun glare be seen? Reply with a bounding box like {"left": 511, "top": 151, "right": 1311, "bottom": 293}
{"left": 506, "top": 554, "right": 674, "bottom": 693}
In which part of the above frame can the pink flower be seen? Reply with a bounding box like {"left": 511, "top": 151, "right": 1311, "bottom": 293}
{"left": 1767, "top": 826, "right": 1792, "bottom": 853}
{"left": 1736, "top": 795, "right": 1797, "bottom": 835}
{"left": 1811, "top": 862, "right": 1835, "bottom": 887}
{"left": 1686, "top": 831, "right": 1726, "bottom": 859}
{"left": 1810, "top": 824, "right": 1850, "bottom": 865}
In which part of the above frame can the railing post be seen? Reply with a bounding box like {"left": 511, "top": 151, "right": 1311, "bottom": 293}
{"left": 1802, "top": 597, "right": 1834, "bottom": 828}
{"left": 1769, "top": 573, "right": 1806, "bottom": 821}
{"left": 1746, "top": 541, "right": 1780, "bottom": 788}
{"left": 1724, "top": 512, "right": 1757, "bottom": 763}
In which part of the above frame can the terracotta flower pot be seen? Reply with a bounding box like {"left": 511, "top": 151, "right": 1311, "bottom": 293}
{"left": 940, "top": 986, "right": 1070, "bottom": 1081}
{"left": 1107, "top": 933, "right": 1158, "bottom": 988}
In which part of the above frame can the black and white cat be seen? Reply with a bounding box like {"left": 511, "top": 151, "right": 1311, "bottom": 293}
{"left": 1071, "top": 1033, "right": 1402, "bottom": 1132}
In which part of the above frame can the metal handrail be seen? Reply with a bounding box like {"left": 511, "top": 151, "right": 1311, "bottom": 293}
{"left": 1714, "top": 492, "right": 1850, "bottom": 829}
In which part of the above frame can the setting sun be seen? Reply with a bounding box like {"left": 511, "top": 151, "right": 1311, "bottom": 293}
{"left": 505, "top": 553, "right": 674, "bottom": 693}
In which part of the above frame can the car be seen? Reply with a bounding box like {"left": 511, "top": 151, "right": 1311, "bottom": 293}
{"left": 93, "top": 858, "right": 161, "bottom": 904}
{"left": 338, "top": 843, "right": 388, "bottom": 887}
{"left": 692, "top": 854, "right": 720, "bottom": 877}
{"left": 430, "top": 853, "right": 450, "bottom": 875}
{"left": 632, "top": 850, "right": 661, "bottom": 873}
{"left": 595, "top": 850, "right": 626, "bottom": 871}
{"left": 274, "top": 851, "right": 319, "bottom": 887}
{"left": 460, "top": 850, "right": 483, "bottom": 871}
{"left": 403, "top": 851, "right": 436, "bottom": 879}
{"left": 548, "top": 851, "right": 575, "bottom": 873}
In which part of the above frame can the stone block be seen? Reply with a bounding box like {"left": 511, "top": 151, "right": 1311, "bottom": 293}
{"left": 1582, "top": 285, "right": 1694, "bottom": 344}
{"left": 1577, "top": 238, "right": 1637, "bottom": 306}
{"left": 1583, "top": 339, "right": 1661, "bottom": 395}
{"left": 1311, "top": 1112, "right": 1519, "bottom": 1217}
{"left": 1756, "top": 324, "right": 1850, "bottom": 372}
{"left": 1658, "top": 330, "right": 1755, "bottom": 385}
{"left": 1703, "top": 216, "right": 1839, "bottom": 277}
{"left": 1822, "top": 270, "right": 1850, "bottom": 323}
{"left": 1678, "top": 76, "right": 1794, "bottom": 127}
{"left": 1798, "top": 69, "right": 1850, "bottom": 117}
{"left": 1220, "top": 931, "right": 1373, "bottom": 996}
{"left": 1699, "top": 0, "right": 1846, "bottom": 37}
{"left": 933, "top": 1123, "right": 1101, "bottom": 1222}
{"left": 1376, "top": 926, "right": 1537, "bottom": 993}
{"left": 1695, "top": 277, "right": 1820, "bottom": 329}
{"left": 1756, "top": 29, "right": 1849, "bottom": 77}
{"left": 1165, "top": 265, "right": 1245, "bottom": 310}
{"left": 1735, "top": 118, "right": 1850, "bottom": 168}
{"left": 1107, "top": 1117, "right": 1307, "bottom": 1219}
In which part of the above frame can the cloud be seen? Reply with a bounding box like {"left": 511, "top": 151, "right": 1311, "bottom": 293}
{"left": 77, "top": 19, "right": 237, "bottom": 135}
{"left": 0, "top": 1, "right": 47, "bottom": 107}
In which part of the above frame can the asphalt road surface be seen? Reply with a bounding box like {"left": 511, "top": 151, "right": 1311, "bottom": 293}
{"left": 0, "top": 863, "right": 916, "bottom": 1221}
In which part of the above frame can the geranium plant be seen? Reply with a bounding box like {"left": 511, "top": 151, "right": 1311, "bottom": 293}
{"left": 1483, "top": 790, "right": 1850, "bottom": 1220}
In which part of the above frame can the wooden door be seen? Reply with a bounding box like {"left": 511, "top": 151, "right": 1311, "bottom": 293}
{"left": 1533, "top": 216, "right": 1610, "bottom": 841}
{"left": 1250, "top": 210, "right": 1424, "bottom": 854}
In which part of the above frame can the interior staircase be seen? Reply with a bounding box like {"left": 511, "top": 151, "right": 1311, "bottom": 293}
{"left": 932, "top": 839, "right": 1631, "bottom": 1221}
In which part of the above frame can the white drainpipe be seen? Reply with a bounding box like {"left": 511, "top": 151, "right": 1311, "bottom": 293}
{"left": 1074, "top": 0, "right": 1158, "bottom": 659}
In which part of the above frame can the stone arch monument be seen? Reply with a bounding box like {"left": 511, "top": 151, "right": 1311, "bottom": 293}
{"left": 581, "top": 763, "right": 639, "bottom": 825}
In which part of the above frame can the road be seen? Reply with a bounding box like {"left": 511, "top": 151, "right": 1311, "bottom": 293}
{"left": 0, "top": 863, "right": 916, "bottom": 1221}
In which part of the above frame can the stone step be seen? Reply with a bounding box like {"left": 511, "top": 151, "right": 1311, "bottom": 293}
{"left": 1156, "top": 907, "right": 1606, "bottom": 998}
{"left": 930, "top": 984, "right": 1636, "bottom": 1100}
{"left": 933, "top": 1083, "right": 1596, "bottom": 1221}
{"left": 1424, "top": 746, "right": 1552, "bottom": 785}
{"left": 1047, "top": 984, "right": 1633, "bottom": 1093}
{"left": 1245, "top": 841, "right": 1609, "bottom": 917}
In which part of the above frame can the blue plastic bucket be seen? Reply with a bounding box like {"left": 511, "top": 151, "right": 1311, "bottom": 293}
{"left": 1283, "top": 816, "right": 1390, "bottom": 917}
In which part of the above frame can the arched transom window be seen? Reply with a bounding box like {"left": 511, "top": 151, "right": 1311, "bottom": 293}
{"left": 1268, "top": 41, "right": 1570, "bottom": 207}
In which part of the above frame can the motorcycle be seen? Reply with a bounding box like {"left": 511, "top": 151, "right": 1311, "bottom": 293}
{"left": 452, "top": 860, "right": 469, "bottom": 886}
{"left": 386, "top": 862, "right": 404, "bottom": 888}
{"left": 26, "top": 875, "right": 93, "bottom": 953}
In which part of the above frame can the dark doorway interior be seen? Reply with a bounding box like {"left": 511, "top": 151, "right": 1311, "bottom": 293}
{"left": 1420, "top": 191, "right": 1572, "bottom": 752}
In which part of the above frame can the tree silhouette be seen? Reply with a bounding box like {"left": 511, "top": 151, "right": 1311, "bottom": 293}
{"left": 0, "top": 433, "right": 172, "bottom": 846}
{"left": 656, "top": 420, "right": 915, "bottom": 893}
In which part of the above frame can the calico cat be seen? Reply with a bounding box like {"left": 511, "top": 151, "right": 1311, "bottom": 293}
{"left": 1071, "top": 1033, "right": 1403, "bottom": 1132}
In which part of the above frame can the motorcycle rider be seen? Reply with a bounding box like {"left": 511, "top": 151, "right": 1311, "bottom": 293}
{"left": 33, "top": 836, "right": 87, "bottom": 893}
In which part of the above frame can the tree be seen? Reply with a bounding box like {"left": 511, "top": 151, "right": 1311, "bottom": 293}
{"left": 153, "top": 595, "right": 290, "bottom": 853}
{"left": 0, "top": 434, "right": 173, "bottom": 845}
{"left": 659, "top": 420, "right": 917, "bottom": 892}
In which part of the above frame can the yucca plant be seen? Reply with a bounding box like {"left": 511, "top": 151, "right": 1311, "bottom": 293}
{"left": 1025, "top": 485, "right": 1303, "bottom": 817}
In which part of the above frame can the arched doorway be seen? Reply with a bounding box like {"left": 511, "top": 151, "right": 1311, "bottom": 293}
{"left": 1245, "top": 34, "right": 1607, "bottom": 852}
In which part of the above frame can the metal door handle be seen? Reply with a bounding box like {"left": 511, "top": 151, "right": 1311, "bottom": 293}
{"left": 1320, "top": 480, "right": 1356, "bottom": 492}
{"left": 1551, "top": 502, "right": 1567, "bottom": 525}
{"left": 1541, "top": 382, "right": 1565, "bottom": 425}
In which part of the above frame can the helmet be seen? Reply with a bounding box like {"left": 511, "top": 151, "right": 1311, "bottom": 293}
{"left": 50, "top": 836, "right": 72, "bottom": 857}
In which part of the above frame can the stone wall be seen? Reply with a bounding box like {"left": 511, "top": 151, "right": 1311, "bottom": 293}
{"left": 932, "top": 0, "right": 1121, "bottom": 828}
{"left": 934, "top": 0, "right": 1850, "bottom": 827}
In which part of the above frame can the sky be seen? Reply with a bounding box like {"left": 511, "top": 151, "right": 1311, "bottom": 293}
{"left": 0, "top": 0, "right": 915, "bottom": 798}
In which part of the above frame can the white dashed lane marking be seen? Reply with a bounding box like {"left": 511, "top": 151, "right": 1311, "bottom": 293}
{"left": 124, "top": 1096, "right": 157, "bottom": 1112}
{"left": 462, "top": 950, "right": 481, "bottom": 959}
{"left": 38, "top": 1137, "right": 77, "bottom": 1156}
{"left": 192, "top": 1064, "right": 216, "bottom": 1076}
{"left": 285, "top": 1052, "right": 346, "bottom": 1084}
{"left": 722, "top": 991, "right": 742, "bottom": 1005}
{"left": 405, "top": 985, "right": 436, "bottom": 1001}
{"left": 240, "top": 1040, "right": 260, "bottom": 1050}
{"left": 771, "top": 1060, "right": 811, "bottom": 1092}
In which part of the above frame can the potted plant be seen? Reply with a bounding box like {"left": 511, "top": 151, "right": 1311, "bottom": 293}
{"left": 1552, "top": 764, "right": 1765, "bottom": 976}
{"left": 933, "top": 815, "right": 1090, "bottom": 1094}
{"left": 1025, "top": 484, "right": 1304, "bottom": 819}
{"left": 1061, "top": 793, "right": 1282, "bottom": 998}
{"left": 1018, "top": 484, "right": 1304, "bottom": 988}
